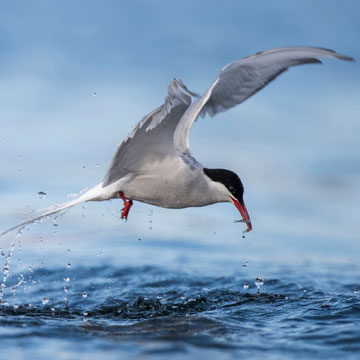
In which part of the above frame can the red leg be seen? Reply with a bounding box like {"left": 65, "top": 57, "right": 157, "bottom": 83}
{"left": 119, "top": 191, "right": 133, "bottom": 220}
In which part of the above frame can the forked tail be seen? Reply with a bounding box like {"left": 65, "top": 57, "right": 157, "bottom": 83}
{"left": 0, "top": 184, "right": 104, "bottom": 238}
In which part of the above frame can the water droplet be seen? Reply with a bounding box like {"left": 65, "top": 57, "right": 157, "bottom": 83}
{"left": 96, "top": 163, "right": 100, "bottom": 168}
{"left": 255, "top": 277, "right": 264, "bottom": 287}
{"left": 66, "top": 249, "right": 71, "bottom": 253}
{"left": 38, "top": 191, "right": 47, "bottom": 199}
{"left": 11, "top": 273, "right": 25, "bottom": 292}
{"left": 354, "top": 289, "right": 359, "bottom": 294}
{"left": 66, "top": 263, "right": 71, "bottom": 268}
{"left": 255, "top": 277, "right": 264, "bottom": 294}
{"left": 3, "top": 266, "right": 9, "bottom": 276}
{"left": 93, "top": 92, "right": 97, "bottom": 96}
{"left": 63, "top": 277, "right": 70, "bottom": 282}
{"left": 243, "top": 283, "right": 249, "bottom": 290}
{"left": 82, "top": 165, "right": 86, "bottom": 169}
{"left": 28, "top": 266, "right": 33, "bottom": 273}
{"left": 42, "top": 297, "right": 49, "bottom": 305}
{"left": 82, "top": 292, "right": 88, "bottom": 298}
{"left": 19, "top": 155, "right": 23, "bottom": 160}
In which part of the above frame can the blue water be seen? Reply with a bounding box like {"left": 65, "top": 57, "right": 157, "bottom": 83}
{"left": 0, "top": 228, "right": 359, "bottom": 360}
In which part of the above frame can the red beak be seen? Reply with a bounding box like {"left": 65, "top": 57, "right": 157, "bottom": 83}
{"left": 230, "top": 196, "right": 252, "bottom": 232}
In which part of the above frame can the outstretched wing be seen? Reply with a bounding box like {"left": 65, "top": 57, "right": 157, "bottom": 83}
{"left": 174, "top": 47, "right": 354, "bottom": 154}
{"left": 103, "top": 78, "right": 196, "bottom": 187}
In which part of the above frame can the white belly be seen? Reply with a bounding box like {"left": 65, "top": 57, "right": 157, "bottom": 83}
{"left": 99, "top": 156, "right": 230, "bottom": 209}
{"left": 121, "top": 165, "right": 226, "bottom": 209}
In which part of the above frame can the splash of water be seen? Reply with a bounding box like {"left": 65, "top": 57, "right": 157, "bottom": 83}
{"left": 0, "top": 227, "right": 25, "bottom": 303}
{"left": 10, "top": 273, "right": 25, "bottom": 294}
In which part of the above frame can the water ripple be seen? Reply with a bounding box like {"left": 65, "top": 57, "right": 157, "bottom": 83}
{"left": 0, "top": 263, "right": 359, "bottom": 359}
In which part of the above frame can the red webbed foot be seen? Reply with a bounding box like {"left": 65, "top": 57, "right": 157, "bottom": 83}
{"left": 119, "top": 191, "right": 133, "bottom": 221}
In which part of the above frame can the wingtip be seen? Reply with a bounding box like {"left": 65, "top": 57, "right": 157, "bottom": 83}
{"left": 171, "top": 78, "right": 199, "bottom": 98}
{"left": 314, "top": 47, "right": 355, "bottom": 62}
{"left": 336, "top": 54, "right": 355, "bottom": 62}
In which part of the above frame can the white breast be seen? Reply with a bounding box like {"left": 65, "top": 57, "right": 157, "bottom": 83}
{"left": 120, "top": 159, "right": 229, "bottom": 209}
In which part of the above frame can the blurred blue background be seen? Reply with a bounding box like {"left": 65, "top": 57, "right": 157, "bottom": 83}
{"left": 0, "top": 0, "right": 359, "bottom": 271}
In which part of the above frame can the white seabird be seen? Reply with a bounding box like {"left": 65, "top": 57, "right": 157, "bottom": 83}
{"left": 0, "top": 46, "right": 354, "bottom": 237}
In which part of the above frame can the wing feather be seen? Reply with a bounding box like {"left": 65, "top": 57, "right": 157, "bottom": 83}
{"left": 174, "top": 46, "right": 353, "bottom": 154}
{"left": 103, "top": 78, "right": 195, "bottom": 187}
{"left": 202, "top": 47, "right": 353, "bottom": 118}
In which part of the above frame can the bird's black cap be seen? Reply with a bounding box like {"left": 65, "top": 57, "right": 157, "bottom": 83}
{"left": 203, "top": 168, "right": 244, "bottom": 204}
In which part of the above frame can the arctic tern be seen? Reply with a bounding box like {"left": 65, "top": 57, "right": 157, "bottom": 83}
{"left": 0, "top": 46, "right": 354, "bottom": 237}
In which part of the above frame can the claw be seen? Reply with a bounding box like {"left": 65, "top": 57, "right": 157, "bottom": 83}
{"left": 119, "top": 191, "right": 133, "bottom": 221}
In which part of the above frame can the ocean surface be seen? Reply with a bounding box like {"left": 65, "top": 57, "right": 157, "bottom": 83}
{"left": 0, "top": 218, "right": 359, "bottom": 360}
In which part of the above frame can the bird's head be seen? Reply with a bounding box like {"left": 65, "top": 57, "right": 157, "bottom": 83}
{"left": 203, "top": 168, "right": 252, "bottom": 232}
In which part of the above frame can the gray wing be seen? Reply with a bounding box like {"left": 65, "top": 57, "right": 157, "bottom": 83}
{"left": 202, "top": 46, "right": 354, "bottom": 117}
{"left": 174, "top": 46, "right": 354, "bottom": 153}
{"left": 103, "top": 78, "right": 195, "bottom": 187}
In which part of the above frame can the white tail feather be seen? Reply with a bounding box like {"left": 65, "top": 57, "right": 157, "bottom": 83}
{"left": 0, "top": 183, "right": 105, "bottom": 238}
